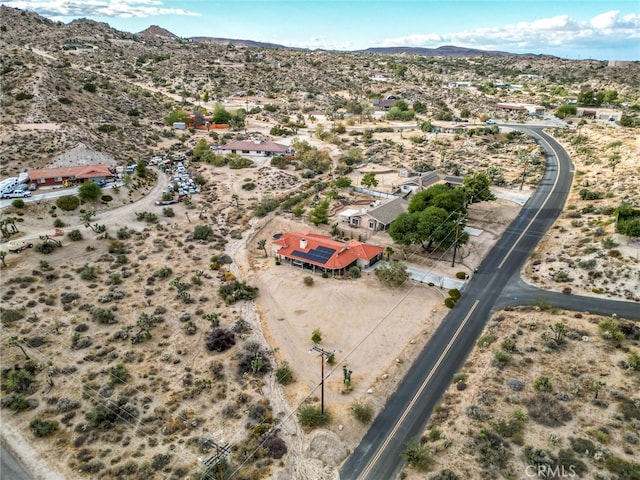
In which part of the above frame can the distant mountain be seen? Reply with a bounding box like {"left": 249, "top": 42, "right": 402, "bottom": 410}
{"left": 138, "top": 25, "right": 179, "bottom": 39}
{"left": 358, "top": 45, "right": 556, "bottom": 58}
{"left": 189, "top": 36, "right": 295, "bottom": 50}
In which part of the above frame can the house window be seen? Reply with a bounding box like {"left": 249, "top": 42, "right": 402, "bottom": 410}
{"left": 55, "top": 177, "right": 63, "bottom": 182}
{"left": 69, "top": 176, "right": 76, "bottom": 180}
{"left": 37, "top": 178, "right": 45, "bottom": 184}
{"left": 369, "top": 221, "right": 376, "bottom": 229}
{"left": 242, "top": 150, "right": 250, "bottom": 154}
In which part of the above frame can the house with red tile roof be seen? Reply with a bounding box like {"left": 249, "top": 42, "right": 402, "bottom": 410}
{"left": 272, "top": 231, "right": 383, "bottom": 275}
{"left": 28, "top": 164, "right": 114, "bottom": 187}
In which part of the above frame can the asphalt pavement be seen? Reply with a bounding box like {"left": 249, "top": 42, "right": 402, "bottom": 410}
{"left": 339, "top": 125, "right": 640, "bottom": 480}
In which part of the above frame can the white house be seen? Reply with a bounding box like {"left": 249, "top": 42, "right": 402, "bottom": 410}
{"left": 399, "top": 170, "right": 464, "bottom": 195}
{"left": 216, "top": 140, "right": 292, "bottom": 158}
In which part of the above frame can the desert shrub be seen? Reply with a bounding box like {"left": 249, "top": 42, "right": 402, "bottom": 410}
{"left": 476, "top": 334, "right": 497, "bottom": 348}
{"left": 206, "top": 328, "right": 235, "bottom": 352}
{"left": 501, "top": 338, "right": 517, "bottom": 352}
{"left": 297, "top": 404, "right": 330, "bottom": 427}
{"left": 241, "top": 182, "right": 256, "bottom": 190}
{"left": 493, "top": 349, "right": 511, "bottom": 366}
{"left": 444, "top": 297, "right": 455, "bottom": 308}
{"left": 218, "top": 280, "right": 258, "bottom": 304}
{"left": 579, "top": 189, "right": 603, "bottom": 200}
{"left": 67, "top": 229, "right": 83, "bottom": 241}
{"left": 452, "top": 372, "right": 467, "bottom": 384}
{"left": 11, "top": 199, "right": 24, "bottom": 208}
{"left": 116, "top": 228, "right": 131, "bottom": 240}
{"left": 29, "top": 417, "right": 58, "bottom": 437}
{"left": 237, "top": 343, "right": 271, "bottom": 376}
{"left": 193, "top": 224, "right": 214, "bottom": 241}
{"left": 477, "top": 428, "right": 510, "bottom": 469}
{"left": 349, "top": 266, "right": 361, "bottom": 278}
{"left": 455, "top": 272, "right": 467, "bottom": 279}
{"left": 303, "top": 276, "right": 314, "bottom": 286}
{"left": 108, "top": 364, "right": 129, "bottom": 385}
{"left": 101, "top": 195, "right": 112, "bottom": 203}
{"left": 86, "top": 398, "right": 138, "bottom": 430}
{"left": 0, "top": 392, "right": 33, "bottom": 412}
{"left": 228, "top": 157, "right": 253, "bottom": 169}
{"left": 606, "top": 456, "right": 640, "bottom": 479}
{"left": 35, "top": 241, "right": 59, "bottom": 254}
{"left": 91, "top": 307, "right": 116, "bottom": 324}
{"left": 135, "top": 211, "right": 157, "bottom": 223}
{"left": 1, "top": 309, "right": 25, "bottom": 323}
{"left": 163, "top": 207, "right": 175, "bottom": 217}
{"left": 375, "top": 261, "right": 410, "bottom": 287}
{"left": 351, "top": 401, "right": 373, "bottom": 424}
{"left": 265, "top": 437, "right": 288, "bottom": 459}
{"left": 275, "top": 361, "right": 294, "bottom": 385}
{"left": 431, "top": 470, "right": 460, "bottom": 480}
{"left": 628, "top": 350, "right": 640, "bottom": 371}
{"left": 618, "top": 396, "right": 640, "bottom": 421}
{"left": 3, "top": 368, "right": 34, "bottom": 393}
{"left": 448, "top": 288, "right": 461, "bottom": 301}
{"left": 79, "top": 265, "right": 98, "bottom": 280}
{"left": 569, "top": 436, "right": 596, "bottom": 455}
{"left": 526, "top": 393, "right": 572, "bottom": 426}
{"left": 402, "top": 437, "right": 433, "bottom": 471}
{"left": 533, "top": 376, "right": 553, "bottom": 392}
{"left": 154, "top": 266, "right": 172, "bottom": 279}
{"left": 53, "top": 218, "right": 66, "bottom": 228}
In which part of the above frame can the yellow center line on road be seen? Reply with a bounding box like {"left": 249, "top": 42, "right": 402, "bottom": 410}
{"left": 498, "top": 132, "right": 562, "bottom": 270}
{"left": 360, "top": 299, "right": 480, "bottom": 480}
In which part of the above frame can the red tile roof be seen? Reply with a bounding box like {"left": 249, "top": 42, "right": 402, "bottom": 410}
{"left": 28, "top": 164, "right": 113, "bottom": 180}
{"left": 273, "top": 232, "right": 383, "bottom": 270}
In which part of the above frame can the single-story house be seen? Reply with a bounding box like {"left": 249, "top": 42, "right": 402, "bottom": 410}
{"left": 373, "top": 95, "right": 399, "bottom": 111}
{"left": 339, "top": 197, "right": 409, "bottom": 231}
{"left": 399, "top": 170, "right": 464, "bottom": 195}
{"left": 28, "top": 164, "right": 114, "bottom": 187}
{"left": 495, "top": 102, "right": 545, "bottom": 116}
{"left": 272, "top": 231, "right": 383, "bottom": 275}
{"left": 216, "top": 140, "right": 291, "bottom": 158}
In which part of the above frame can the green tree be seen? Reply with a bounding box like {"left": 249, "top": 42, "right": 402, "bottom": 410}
{"left": 78, "top": 182, "right": 101, "bottom": 202}
{"left": 135, "top": 161, "right": 147, "bottom": 177}
{"left": 555, "top": 104, "right": 577, "bottom": 119}
{"left": 390, "top": 207, "right": 467, "bottom": 252}
{"left": 463, "top": 172, "right": 495, "bottom": 204}
{"left": 375, "top": 260, "right": 410, "bottom": 287}
{"left": 549, "top": 322, "right": 567, "bottom": 344}
{"left": 164, "top": 108, "right": 190, "bottom": 126}
{"left": 361, "top": 172, "right": 379, "bottom": 188}
{"left": 608, "top": 154, "right": 621, "bottom": 172}
{"left": 309, "top": 199, "right": 330, "bottom": 225}
{"left": 212, "top": 103, "right": 232, "bottom": 124}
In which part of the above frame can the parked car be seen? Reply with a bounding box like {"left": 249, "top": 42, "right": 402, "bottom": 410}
{"left": 2, "top": 190, "right": 32, "bottom": 199}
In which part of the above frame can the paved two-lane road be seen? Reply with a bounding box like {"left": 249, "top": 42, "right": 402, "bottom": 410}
{"left": 340, "top": 126, "right": 640, "bottom": 480}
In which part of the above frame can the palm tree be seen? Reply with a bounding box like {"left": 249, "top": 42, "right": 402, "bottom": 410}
{"left": 384, "top": 246, "right": 395, "bottom": 261}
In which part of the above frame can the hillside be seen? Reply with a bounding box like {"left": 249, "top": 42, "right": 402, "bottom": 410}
{"left": 1, "top": 5, "right": 639, "bottom": 480}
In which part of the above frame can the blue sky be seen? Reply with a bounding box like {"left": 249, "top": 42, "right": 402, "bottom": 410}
{"left": 4, "top": 0, "right": 640, "bottom": 60}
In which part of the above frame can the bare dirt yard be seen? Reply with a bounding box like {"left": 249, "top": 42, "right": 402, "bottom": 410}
{"left": 1, "top": 120, "right": 638, "bottom": 480}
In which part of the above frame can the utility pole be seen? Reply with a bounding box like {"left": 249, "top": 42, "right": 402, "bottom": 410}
{"left": 200, "top": 440, "right": 231, "bottom": 480}
{"left": 451, "top": 211, "right": 462, "bottom": 267}
{"left": 310, "top": 346, "right": 334, "bottom": 414}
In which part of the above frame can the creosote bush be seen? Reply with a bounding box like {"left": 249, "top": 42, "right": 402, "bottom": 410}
{"left": 297, "top": 404, "right": 330, "bottom": 427}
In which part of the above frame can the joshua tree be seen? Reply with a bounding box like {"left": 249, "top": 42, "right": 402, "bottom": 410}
{"left": 231, "top": 193, "right": 239, "bottom": 208}
{"left": 9, "top": 336, "right": 29, "bottom": 360}
{"left": 0, "top": 250, "right": 6, "bottom": 268}
{"left": 257, "top": 239, "right": 268, "bottom": 257}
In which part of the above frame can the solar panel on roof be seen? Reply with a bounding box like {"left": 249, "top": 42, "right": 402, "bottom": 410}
{"left": 291, "top": 246, "right": 336, "bottom": 265}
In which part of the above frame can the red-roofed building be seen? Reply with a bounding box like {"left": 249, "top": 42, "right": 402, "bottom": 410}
{"left": 272, "top": 231, "right": 383, "bottom": 276}
{"left": 28, "top": 164, "right": 114, "bottom": 187}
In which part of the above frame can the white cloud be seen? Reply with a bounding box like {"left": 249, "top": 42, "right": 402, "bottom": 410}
{"left": 2, "top": 0, "right": 200, "bottom": 18}
{"left": 378, "top": 10, "right": 640, "bottom": 57}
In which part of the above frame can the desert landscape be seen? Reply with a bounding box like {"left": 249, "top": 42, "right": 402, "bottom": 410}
{"left": 1, "top": 5, "right": 639, "bottom": 480}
